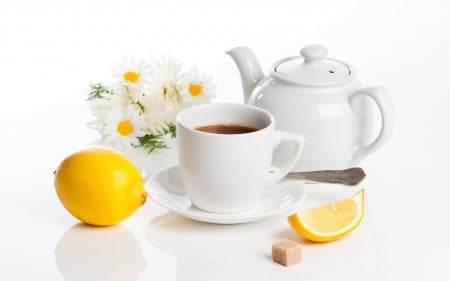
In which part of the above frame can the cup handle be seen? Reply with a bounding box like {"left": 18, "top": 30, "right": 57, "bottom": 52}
{"left": 266, "top": 131, "right": 305, "bottom": 188}
{"left": 350, "top": 86, "right": 396, "bottom": 164}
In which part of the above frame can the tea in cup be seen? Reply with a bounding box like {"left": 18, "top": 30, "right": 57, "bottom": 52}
{"left": 176, "top": 103, "right": 304, "bottom": 214}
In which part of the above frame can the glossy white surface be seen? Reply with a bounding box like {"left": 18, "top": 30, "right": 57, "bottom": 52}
{"left": 146, "top": 165, "right": 307, "bottom": 224}
{"left": 228, "top": 44, "right": 395, "bottom": 171}
{"left": 1, "top": 0, "right": 450, "bottom": 280}
{"left": 177, "top": 103, "right": 304, "bottom": 213}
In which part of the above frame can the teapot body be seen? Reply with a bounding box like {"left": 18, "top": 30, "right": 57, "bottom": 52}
{"left": 250, "top": 79, "right": 376, "bottom": 171}
{"left": 227, "top": 44, "right": 395, "bottom": 172}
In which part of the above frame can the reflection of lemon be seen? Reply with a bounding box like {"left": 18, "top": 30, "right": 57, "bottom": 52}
{"left": 55, "top": 223, "right": 146, "bottom": 281}
{"left": 288, "top": 189, "right": 364, "bottom": 242}
{"left": 54, "top": 147, "right": 147, "bottom": 226}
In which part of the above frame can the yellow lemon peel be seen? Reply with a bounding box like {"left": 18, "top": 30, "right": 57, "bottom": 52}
{"left": 54, "top": 147, "right": 147, "bottom": 226}
{"left": 287, "top": 189, "right": 365, "bottom": 242}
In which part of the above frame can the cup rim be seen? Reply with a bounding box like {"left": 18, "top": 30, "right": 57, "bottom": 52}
{"left": 176, "top": 103, "right": 275, "bottom": 136}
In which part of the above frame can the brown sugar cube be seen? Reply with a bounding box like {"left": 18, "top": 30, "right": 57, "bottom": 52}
{"left": 272, "top": 239, "right": 301, "bottom": 266}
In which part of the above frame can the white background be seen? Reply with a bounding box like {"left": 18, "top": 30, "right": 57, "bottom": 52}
{"left": 1, "top": 0, "right": 449, "bottom": 280}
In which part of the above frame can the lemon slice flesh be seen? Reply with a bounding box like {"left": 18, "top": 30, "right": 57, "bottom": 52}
{"left": 287, "top": 189, "right": 365, "bottom": 242}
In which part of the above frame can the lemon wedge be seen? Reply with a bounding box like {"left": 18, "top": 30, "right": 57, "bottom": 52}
{"left": 287, "top": 189, "right": 365, "bottom": 242}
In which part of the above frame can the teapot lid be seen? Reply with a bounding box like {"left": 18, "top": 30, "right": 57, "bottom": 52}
{"left": 272, "top": 44, "right": 355, "bottom": 86}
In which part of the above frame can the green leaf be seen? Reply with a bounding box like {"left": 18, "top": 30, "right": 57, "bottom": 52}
{"left": 133, "top": 134, "right": 169, "bottom": 154}
{"left": 87, "top": 83, "right": 113, "bottom": 100}
{"left": 164, "top": 123, "right": 176, "bottom": 138}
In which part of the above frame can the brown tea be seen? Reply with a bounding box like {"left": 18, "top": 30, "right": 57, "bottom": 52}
{"left": 196, "top": 124, "right": 258, "bottom": 134}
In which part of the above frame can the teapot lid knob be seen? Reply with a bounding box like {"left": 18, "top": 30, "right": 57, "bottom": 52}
{"left": 300, "top": 44, "right": 328, "bottom": 64}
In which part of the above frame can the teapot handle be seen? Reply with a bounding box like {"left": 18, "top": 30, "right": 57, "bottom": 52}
{"left": 350, "top": 86, "right": 395, "bottom": 164}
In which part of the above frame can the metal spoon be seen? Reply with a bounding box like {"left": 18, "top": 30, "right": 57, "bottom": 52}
{"left": 286, "top": 167, "right": 366, "bottom": 186}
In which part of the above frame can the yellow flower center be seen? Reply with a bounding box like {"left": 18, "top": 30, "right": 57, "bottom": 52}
{"left": 188, "top": 83, "right": 203, "bottom": 97}
{"left": 117, "top": 120, "right": 134, "bottom": 136}
{"left": 123, "top": 71, "right": 140, "bottom": 83}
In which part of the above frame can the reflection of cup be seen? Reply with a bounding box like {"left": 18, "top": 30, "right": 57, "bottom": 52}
{"left": 147, "top": 208, "right": 388, "bottom": 281}
{"left": 176, "top": 103, "right": 304, "bottom": 213}
{"left": 54, "top": 223, "right": 146, "bottom": 281}
{"left": 146, "top": 213, "right": 270, "bottom": 281}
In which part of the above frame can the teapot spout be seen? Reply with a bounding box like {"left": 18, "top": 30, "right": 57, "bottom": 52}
{"left": 226, "top": 47, "right": 264, "bottom": 104}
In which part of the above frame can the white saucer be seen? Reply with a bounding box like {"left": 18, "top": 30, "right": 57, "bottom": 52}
{"left": 145, "top": 165, "right": 307, "bottom": 224}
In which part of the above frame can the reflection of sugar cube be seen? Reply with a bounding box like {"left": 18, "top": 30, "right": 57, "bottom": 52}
{"left": 272, "top": 239, "right": 301, "bottom": 266}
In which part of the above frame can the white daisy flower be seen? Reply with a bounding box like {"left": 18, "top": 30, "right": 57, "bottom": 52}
{"left": 103, "top": 83, "right": 129, "bottom": 106}
{"left": 148, "top": 54, "right": 185, "bottom": 112}
{"left": 181, "top": 66, "right": 216, "bottom": 105}
{"left": 86, "top": 83, "right": 133, "bottom": 133}
{"left": 109, "top": 82, "right": 145, "bottom": 106}
{"left": 111, "top": 57, "right": 151, "bottom": 89}
{"left": 139, "top": 92, "right": 171, "bottom": 135}
{"left": 87, "top": 83, "right": 149, "bottom": 139}
{"left": 86, "top": 98, "right": 116, "bottom": 131}
{"left": 86, "top": 52, "right": 216, "bottom": 154}
{"left": 103, "top": 105, "right": 147, "bottom": 149}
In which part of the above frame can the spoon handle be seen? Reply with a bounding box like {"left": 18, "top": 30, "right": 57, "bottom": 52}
{"left": 286, "top": 167, "right": 366, "bottom": 186}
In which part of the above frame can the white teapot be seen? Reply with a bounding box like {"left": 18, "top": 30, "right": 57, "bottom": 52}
{"left": 227, "top": 44, "right": 395, "bottom": 171}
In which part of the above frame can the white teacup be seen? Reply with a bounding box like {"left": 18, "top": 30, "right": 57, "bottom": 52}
{"left": 176, "top": 103, "right": 304, "bottom": 214}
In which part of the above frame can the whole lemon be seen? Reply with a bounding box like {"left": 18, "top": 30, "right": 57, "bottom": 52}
{"left": 54, "top": 147, "right": 147, "bottom": 226}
